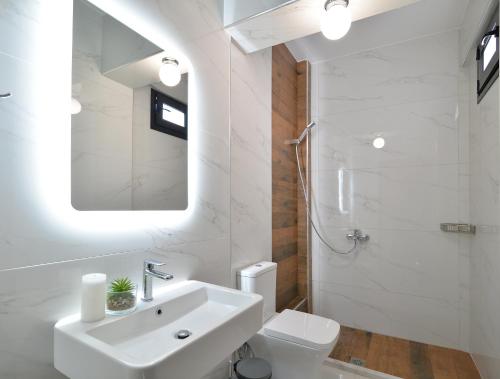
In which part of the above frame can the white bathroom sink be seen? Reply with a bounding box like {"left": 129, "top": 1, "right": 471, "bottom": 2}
{"left": 54, "top": 280, "right": 263, "bottom": 379}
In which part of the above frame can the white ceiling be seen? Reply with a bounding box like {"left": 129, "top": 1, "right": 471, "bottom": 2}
{"left": 226, "top": 0, "right": 421, "bottom": 53}
{"left": 286, "top": 0, "right": 470, "bottom": 63}
{"left": 104, "top": 52, "right": 189, "bottom": 89}
{"left": 223, "top": 0, "right": 292, "bottom": 26}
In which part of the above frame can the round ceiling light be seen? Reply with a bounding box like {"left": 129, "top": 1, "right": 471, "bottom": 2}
{"left": 71, "top": 97, "right": 82, "bottom": 115}
{"left": 159, "top": 58, "right": 181, "bottom": 87}
{"left": 321, "top": 0, "right": 352, "bottom": 41}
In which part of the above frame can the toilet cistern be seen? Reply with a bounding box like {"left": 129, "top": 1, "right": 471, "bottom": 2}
{"left": 142, "top": 259, "right": 174, "bottom": 301}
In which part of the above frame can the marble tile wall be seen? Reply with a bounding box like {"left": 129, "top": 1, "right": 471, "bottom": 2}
{"left": 310, "top": 30, "right": 470, "bottom": 350}
{"left": 0, "top": 0, "right": 272, "bottom": 378}
{"left": 467, "top": 64, "right": 500, "bottom": 377}
{"left": 229, "top": 42, "right": 273, "bottom": 286}
{"left": 131, "top": 85, "right": 188, "bottom": 210}
{"left": 71, "top": 0, "right": 134, "bottom": 210}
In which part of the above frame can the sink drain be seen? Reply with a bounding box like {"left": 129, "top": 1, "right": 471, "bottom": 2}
{"left": 175, "top": 329, "right": 192, "bottom": 340}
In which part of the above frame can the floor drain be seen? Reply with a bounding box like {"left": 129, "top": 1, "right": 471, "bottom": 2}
{"left": 350, "top": 357, "right": 366, "bottom": 367}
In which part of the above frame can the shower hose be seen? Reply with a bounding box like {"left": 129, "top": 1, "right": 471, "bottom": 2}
{"left": 295, "top": 143, "right": 357, "bottom": 255}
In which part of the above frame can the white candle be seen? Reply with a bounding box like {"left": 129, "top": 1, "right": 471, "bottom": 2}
{"left": 81, "top": 273, "right": 106, "bottom": 322}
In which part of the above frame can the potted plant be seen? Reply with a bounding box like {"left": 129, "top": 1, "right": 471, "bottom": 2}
{"left": 106, "top": 277, "right": 137, "bottom": 315}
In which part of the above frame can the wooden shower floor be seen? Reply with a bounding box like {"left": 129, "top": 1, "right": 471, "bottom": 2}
{"left": 329, "top": 326, "right": 481, "bottom": 379}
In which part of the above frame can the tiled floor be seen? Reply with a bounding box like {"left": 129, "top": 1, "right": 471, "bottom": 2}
{"left": 330, "top": 326, "right": 481, "bottom": 379}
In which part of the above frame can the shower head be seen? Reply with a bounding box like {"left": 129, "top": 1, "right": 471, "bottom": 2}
{"left": 284, "top": 121, "right": 316, "bottom": 145}
{"left": 298, "top": 121, "right": 316, "bottom": 143}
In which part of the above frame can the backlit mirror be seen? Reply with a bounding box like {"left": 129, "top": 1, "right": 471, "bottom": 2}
{"left": 71, "top": 0, "right": 188, "bottom": 211}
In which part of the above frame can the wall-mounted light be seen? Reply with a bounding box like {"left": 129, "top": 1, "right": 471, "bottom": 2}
{"left": 321, "top": 0, "right": 352, "bottom": 41}
{"left": 372, "top": 137, "right": 385, "bottom": 149}
{"left": 71, "top": 97, "right": 82, "bottom": 115}
{"left": 159, "top": 57, "right": 181, "bottom": 87}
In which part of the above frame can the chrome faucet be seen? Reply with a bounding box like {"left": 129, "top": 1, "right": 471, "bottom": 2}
{"left": 142, "top": 259, "right": 174, "bottom": 302}
{"left": 346, "top": 229, "right": 370, "bottom": 242}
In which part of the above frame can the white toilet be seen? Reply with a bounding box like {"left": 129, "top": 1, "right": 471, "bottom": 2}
{"left": 237, "top": 261, "right": 340, "bottom": 379}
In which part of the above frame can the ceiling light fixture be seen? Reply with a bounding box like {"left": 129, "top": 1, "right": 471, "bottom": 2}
{"left": 71, "top": 97, "right": 82, "bottom": 115}
{"left": 321, "top": 0, "right": 352, "bottom": 40}
{"left": 159, "top": 58, "right": 181, "bottom": 87}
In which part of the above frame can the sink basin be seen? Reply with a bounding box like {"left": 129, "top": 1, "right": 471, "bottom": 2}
{"left": 54, "top": 280, "right": 263, "bottom": 379}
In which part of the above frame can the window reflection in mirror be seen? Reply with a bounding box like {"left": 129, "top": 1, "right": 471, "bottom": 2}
{"left": 71, "top": 0, "right": 188, "bottom": 211}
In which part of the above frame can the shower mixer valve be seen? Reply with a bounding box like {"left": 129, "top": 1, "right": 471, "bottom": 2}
{"left": 345, "top": 229, "right": 369, "bottom": 242}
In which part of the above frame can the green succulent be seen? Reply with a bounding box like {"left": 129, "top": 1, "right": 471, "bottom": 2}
{"left": 107, "top": 277, "right": 137, "bottom": 312}
{"left": 109, "top": 277, "right": 135, "bottom": 292}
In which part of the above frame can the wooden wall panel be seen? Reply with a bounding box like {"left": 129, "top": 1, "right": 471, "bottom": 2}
{"left": 272, "top": 44, "right": 298, "bottom": 312}
{"left": 272, "top": 44, "right": 310, "bottom": 312}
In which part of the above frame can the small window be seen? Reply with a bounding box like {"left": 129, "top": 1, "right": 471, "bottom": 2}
{"left": 477, "top": 7, "right": 499, "bottom": 103}
{"left": 151, "top": 88, "right": 188, "bottom": 140}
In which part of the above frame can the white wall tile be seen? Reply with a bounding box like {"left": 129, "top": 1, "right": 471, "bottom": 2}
{"left": 0, "top": 0, "right": 232, "bottom": 268}
{"left": 317, "top": 280, "right": 461, "bottom": 349}
{"left": 229, "top": 44, "right": 273, "bottom": 286}
{"left": 71, "top": 24, "right": 134, "bottom": 210}
{"left": 316, "top": 31, "right": 459, "bottom": 114}
{"left": 0, "top": 0, "right": 42, "bottom": 63}
{"left": 0, "top": 0, "right": 262, "bottom": 378}
{"left": 316, "top": 227, "right": 460, "bottom": 306}
{"left": 318, "top": 98, "right": 459, "bottom": 170}
{"left": 131, "top": 85, "right": 188, "bottom": 210}
{"left": 311, "top": 30, "right": 467, "bottom": 349}
{"left": 316, "top": 165, "right": 459, "bottom": 231}
{"left": 468, "top": 53, "right": 500, "bottom": 375}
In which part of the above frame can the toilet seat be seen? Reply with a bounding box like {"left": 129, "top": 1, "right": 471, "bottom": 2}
{"left": 263, "top": 309, "right": 340, "bottom": 351}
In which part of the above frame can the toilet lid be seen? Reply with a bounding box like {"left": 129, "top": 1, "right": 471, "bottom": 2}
{"left": 263, "top": 309, "right": 340, "bottom": 350}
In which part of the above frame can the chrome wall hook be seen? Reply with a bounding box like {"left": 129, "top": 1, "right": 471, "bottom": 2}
{"left": 0, "top": 92, "right": 12, "bottom": 99}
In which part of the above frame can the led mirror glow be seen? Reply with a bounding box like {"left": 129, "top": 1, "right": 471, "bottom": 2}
{"left": 372, "top": 137, "right": 385, "bottom": 149}
{"left": 321, "top": 0, "right": 352, "bottom": 40}
{"left": 159, "top": 58, "right": 182, "bottom": 87}
{"left": 35, "top": 0, "right": 197, "bottom": 232}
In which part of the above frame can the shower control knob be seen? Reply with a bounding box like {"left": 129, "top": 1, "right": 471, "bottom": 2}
{"left": 346, "top": 229, "right": 369, "bottom": 242}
